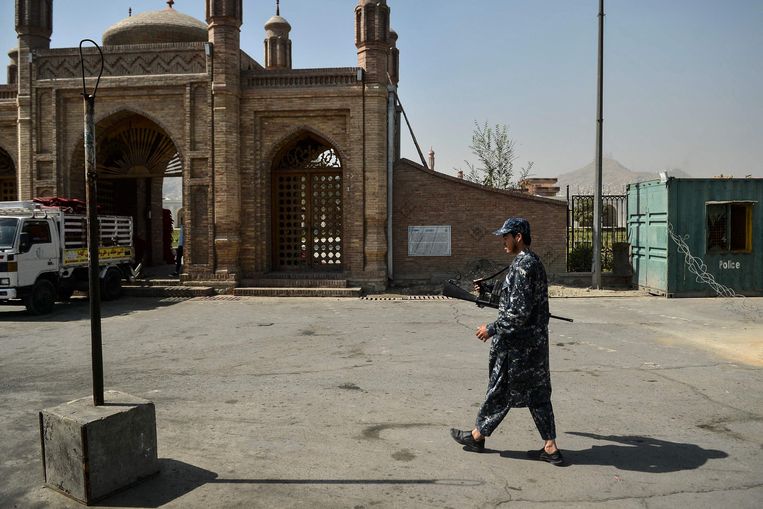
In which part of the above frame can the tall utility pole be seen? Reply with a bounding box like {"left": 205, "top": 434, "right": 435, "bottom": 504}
{"left": 592, "top": 0, "right": 605, "bottom": 289}
{"left": 80, "top": 40, "right": 104, "bottom": 406}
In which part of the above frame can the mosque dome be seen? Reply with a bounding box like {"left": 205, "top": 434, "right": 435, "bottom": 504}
{"left": 264, "top": 15, "right": 291, "bottom": 38}
{"left": 102, "top": 4, "right": 207, "bottom": 46}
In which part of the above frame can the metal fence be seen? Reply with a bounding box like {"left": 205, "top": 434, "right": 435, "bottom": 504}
{"left": 567, "top": 190, "right": 627, "bottom": 272}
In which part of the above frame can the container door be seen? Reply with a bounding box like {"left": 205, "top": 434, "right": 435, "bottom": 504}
{"left": 628, "top": 182, "right": 668, "bottom": 293}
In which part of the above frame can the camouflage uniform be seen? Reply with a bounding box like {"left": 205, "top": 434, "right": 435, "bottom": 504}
{"left": 476, "top": 248, "right": 556, "bottom": 440}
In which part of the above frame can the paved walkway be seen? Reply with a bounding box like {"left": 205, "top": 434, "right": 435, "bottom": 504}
{"left": 1, "top": 295, "right": 761, "bottom": 508}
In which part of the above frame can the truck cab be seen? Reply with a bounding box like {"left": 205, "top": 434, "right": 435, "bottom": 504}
{"left": 0, "top": 201, "right": 134, "bottom": 315}
{"left": 0, "top": 212, "right": 60, "bottom": 313}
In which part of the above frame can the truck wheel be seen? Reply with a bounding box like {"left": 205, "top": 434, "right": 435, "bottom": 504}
{"left": 101, "top": 269, "right": 123, "bottom": 301}
{"left": 25, "top": 280, "right": 56, "bottom": 315}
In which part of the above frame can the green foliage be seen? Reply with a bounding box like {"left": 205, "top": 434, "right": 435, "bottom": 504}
{"left": 567, "top": 244, "right": 593, "bottom": 272}
{"left": 460, "top": 121, "right": 533, "bottom": 190}
{"left": 572, "top": 204, "right": 618, "bottom": 228}
{"left": 574, "top": 207, "right": 593, "bottom": 227}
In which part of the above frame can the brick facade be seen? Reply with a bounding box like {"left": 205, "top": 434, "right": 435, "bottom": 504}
{"left": 0, "top": 1, "right": 567, "bottom": 291}
{"left": 392, "top": 159, "right": 568, "bottom": 285}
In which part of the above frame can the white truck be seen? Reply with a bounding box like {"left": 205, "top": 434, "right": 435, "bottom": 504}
{"left": 0, "top": 201, "right": 134, "bottom": 315}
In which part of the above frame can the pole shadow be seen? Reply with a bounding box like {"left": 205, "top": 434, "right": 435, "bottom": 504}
{"left": 95, "top": 459, "right": 217, "bottom": 508}
{"left": 497, "top": 432, "right": 728, "bottom": 472}
{"left": 0, "top": 296, "right": 189, "bottom": 323}
{"left": 95, "top": 458, "right": 483, "bottom": 507}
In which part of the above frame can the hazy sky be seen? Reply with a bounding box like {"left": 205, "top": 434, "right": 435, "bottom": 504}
{"left": 1, "top": 0, "right": 761, "bottom": 178}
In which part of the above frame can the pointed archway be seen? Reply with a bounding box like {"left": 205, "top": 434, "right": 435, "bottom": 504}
{"left": 0, "top": 147, "right": 17, "bottom": 201}
{"left": 271, "top": 134, "right": 344, "bottom": 271}
{"left": 69, "top": 112, "right": 182, "bottom": 266}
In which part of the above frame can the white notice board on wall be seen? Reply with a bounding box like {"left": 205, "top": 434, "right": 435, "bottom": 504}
{"left": 408, "top": 225, "right": 451, "bottom": 256}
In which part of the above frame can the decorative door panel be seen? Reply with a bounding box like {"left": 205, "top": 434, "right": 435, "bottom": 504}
{"left": 272, "top": 137, "right": 343, "bottom": 271}
{"left": 274, "top": 174, "right": 308, "bottom": 268}
{"left": 309, "top": 173, "right": 342, "bottom": 267}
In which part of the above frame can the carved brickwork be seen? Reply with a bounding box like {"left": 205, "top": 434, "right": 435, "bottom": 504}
{"left": 36, "top": 160, "right": 52, "bottom": 180}
{"left": 36, "top": 90, "right": 52, "bottom": 152}
{"left": 36, "top": 47, "right": 207, "bottom": 80}
{"left": 191, "top": 186, "right": 210, "bottom": 265}
{"left": 191, "top": 84, "right": 209, "bottom": 150}
{"left": 244, "top": 68, "right": 360, "bottom": 89}
{"left": 190, "top": 158, "right": 209, "bottom": 178}
{"left": 0, "top": 86, "right": 17, "bottom": 101}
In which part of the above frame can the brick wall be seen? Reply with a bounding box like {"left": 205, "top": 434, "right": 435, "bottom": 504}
{"left": 238, "top": 79, "right": 389, "bottom": 289}
{"left": 392, "top": 159, "right": 567, "bottom": 285}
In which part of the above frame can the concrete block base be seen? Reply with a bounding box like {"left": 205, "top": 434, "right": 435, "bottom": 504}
{"left": 39, "top": 390, "right": 159, "bottom": 505}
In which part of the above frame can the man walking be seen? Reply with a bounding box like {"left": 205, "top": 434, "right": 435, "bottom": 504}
{"left": 171, "top": 209, "right": 184, "bottom": 278}
{"left": 450, "top": 217, "right": 563, "bottom": 465}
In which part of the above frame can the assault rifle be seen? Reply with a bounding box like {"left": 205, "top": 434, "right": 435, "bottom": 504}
{"left": 442, "top": 274, "right": 574, "bottom": 323}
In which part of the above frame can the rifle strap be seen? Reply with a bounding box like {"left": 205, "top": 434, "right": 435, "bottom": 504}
{"left": 473, "top": 263, "right": 512, "bottom": 284}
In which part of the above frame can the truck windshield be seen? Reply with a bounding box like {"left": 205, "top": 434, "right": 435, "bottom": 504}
{"left": 0, "top": 218, "right": 19, "bottom": 250}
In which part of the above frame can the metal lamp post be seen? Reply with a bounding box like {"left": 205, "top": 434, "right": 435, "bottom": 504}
{"left": 79, "top": 39, "right": 105, "bottom": 405}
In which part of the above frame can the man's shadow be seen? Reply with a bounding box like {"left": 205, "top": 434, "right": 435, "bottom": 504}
{"left": 94, "top": 433, "right": 728, "bottom": 506}
{"left": 497, "top": 432, "right": 728, "bottom": 472}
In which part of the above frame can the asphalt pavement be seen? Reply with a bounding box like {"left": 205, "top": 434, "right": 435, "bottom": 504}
{"left": 1, "top": 294, "right": 761, "bottom": 508}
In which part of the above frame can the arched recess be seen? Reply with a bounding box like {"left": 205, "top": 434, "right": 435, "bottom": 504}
{"left": 0, "top": 147, "right": 17, "bottom": 201}
{"left": 69, "top": 111, "right": 182, "bottom": 266}
{"left": 271, "top": 132, "right": 344, "bottom": 272}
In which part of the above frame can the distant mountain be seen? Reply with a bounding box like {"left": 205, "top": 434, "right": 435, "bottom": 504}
{"left": 555, "top": 158, "right": 691, "bottom": 196}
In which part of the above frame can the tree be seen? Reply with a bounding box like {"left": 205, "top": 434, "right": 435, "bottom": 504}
{"left": 573, "top": 203, "right": 617, "bottom": 228}
{"left": 573, "top": 206, "right": 593, "bottom": 228}
{"left": 459, "top": 121, "right": 533, "bottom": 190}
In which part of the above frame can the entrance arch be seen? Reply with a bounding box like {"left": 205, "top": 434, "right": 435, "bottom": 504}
{"left": 0, "top": 147, "right": 17, "bottom": 201}
{"left": 69, "top": 112, "right": 182, "bottom": 265}
{"left": 272, "top": 134, "right": 344, "bottom": 271}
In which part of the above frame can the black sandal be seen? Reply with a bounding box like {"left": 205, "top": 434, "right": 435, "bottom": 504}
{"left": 450, "top": 428, "right": 485, "bottom": 452}
{"left": 528, "top": 447, "right": 565, "bottom": 466}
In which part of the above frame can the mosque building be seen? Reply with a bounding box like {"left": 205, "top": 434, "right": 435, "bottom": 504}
{"left": 0, "top": 0, "right": 567, "bottom": 292}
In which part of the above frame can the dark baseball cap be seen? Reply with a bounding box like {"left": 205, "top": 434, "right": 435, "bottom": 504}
{"left": 493, "top": 217, "right": 531, "bottom": 238}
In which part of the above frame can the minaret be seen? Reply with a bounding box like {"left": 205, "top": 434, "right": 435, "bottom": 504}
{"left": 15, "top": 0, "right": 53, "bottom": 200}
{"left": 354, "top": 0, "right": 394, "bottom": 282}
{"left": 206, "top": 0, "right": 243, "bottom": 277}
{"left": 355, "top": 0, "right": 391, "bottom": 84}
{"left": 388, "top": 29, "right": 399, "bottom": 85}
{"left": 7, "top": 48, "right": 18, "bottom": 85}
{"left": 264, "top": 0, "right": 292, "bottom": 69}
{"left": 15, "top": 0, "right": 52, "bottom": 51}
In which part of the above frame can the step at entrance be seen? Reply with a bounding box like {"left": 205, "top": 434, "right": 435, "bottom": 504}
{"left": 241, "top": 278, "right": 348, "bottom": 288}
{"left": 123, "top": 283, "right": 215, "bottom": 298}
{"left": 233, "top": 287, "right": 361, "bottom": 298}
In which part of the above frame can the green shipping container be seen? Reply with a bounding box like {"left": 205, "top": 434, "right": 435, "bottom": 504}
{"left": 627, "top": 178, "right": 763, "bottom": 297}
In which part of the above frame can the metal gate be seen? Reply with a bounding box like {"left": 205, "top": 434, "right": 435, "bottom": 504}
{"left": 567, "top": 190, "right": 627, "bottom": 272}
{"left": 272, "top": 138, "right": 343, "bottom": 271}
